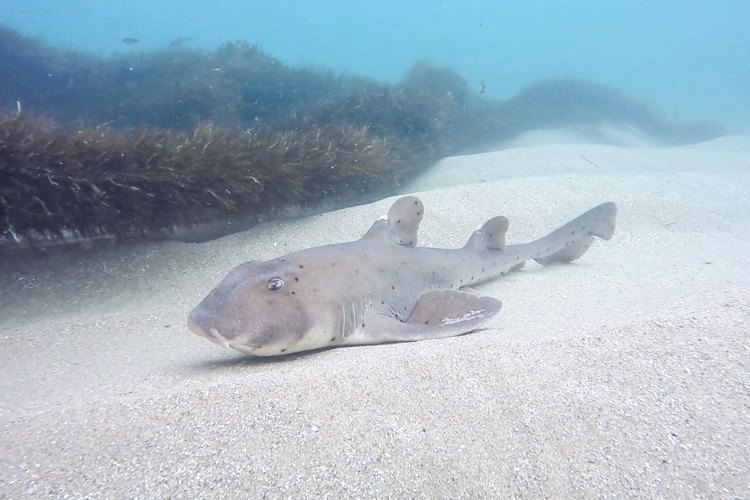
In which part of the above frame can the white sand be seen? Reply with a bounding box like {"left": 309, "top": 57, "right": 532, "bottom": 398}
{"left": 1, "top": 134, "right": 749, "bottom": 497}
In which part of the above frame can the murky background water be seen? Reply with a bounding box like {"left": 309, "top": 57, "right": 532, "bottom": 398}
{"left": 3, "top": 0, "right": 749, "bottom": 128}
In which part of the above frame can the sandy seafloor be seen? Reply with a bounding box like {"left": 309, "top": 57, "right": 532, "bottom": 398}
{"left": 1, "top": 131, "right": 749, "bottom": 498}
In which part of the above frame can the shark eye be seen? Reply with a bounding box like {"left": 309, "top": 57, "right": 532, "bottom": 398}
{"left": 267, "top": 277, "right": 284, "bottom": 291}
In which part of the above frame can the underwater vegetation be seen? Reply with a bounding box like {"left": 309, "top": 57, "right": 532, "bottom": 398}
{"left": 0, "top": 26, "right": 373, "bottom": 131}
{"left": 0, "top": 26, "right": 725, "bottom": 246}
{"left": 0, "top": 113, "right": 424, "bottom": 243}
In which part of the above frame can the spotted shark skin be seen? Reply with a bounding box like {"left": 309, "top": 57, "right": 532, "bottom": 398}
{"left": 188, "top": 196, "right": 617, "bottom": 356}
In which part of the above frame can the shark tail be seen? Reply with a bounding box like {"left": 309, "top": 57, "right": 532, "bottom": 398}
{"left": 534, "top": 202, "right": 617, "bottom": 265}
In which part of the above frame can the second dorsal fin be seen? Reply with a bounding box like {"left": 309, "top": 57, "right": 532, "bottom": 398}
{"left": 464, "top": 216, "right": 509, "bottom": 251}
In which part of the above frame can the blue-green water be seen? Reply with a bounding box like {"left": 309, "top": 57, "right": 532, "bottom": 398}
{"left": 3, "top": 0, "right": 748, "bottom": 129}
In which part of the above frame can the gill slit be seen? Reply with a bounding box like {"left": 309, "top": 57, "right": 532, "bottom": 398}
{"left": 341, "top": 304, "right": 347, "bottom": 340}
{"left": 341, "top": 292, "right": 372, "bottom": 340}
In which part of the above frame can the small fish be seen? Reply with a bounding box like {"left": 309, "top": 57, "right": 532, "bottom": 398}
{"left": 188, "top": 196, "right": 617, "bottom": 356}
{"left": 121, "top": 37, "right": 140, "bottom": 44}
{"left": 479, "top": 80, "right": 486, "bottom": 94}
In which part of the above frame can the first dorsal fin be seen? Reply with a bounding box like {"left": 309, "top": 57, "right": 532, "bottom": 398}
{"left": 362, "top": 196, "right": 424, "bottom": 246}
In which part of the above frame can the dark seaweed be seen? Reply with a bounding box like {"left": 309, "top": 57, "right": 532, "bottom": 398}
{"left": 0, "top": 113, "right": 427, "bottom": 243}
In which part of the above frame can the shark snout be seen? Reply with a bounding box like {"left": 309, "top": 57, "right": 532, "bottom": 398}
{"left": 187, "top": 308, "right": 231, "bottom": 348}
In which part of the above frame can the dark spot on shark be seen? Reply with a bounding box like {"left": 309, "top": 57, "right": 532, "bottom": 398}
{"left": 330, "top": 337, "right": 336, "bottom": 342}
{"left": 392, "top": 285, "right": 395, "bottom": 290}
{"left": 299, "top": 264, "right": 305, "bottom": 269}
{"left": 280, "top": 348, "right": 287, "bottom": 353}
{"left": 294, "top": 277, "right": 299, "bottom": 281}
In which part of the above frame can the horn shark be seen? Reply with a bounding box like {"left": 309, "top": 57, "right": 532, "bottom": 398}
{"left": 188, "top": 196, "right": 617, "bottom": 356}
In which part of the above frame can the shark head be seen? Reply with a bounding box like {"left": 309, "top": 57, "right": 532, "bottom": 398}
{"left": 187, "top": 260, "right": 316, "bottom": 355}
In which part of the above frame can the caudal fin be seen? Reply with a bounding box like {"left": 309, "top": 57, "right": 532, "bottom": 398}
{"left": 534, "top": 202, "right": 617, "bottom": 265}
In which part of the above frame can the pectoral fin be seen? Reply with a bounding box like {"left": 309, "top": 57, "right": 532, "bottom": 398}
{"left": 345, "top": 290, "right": 502, "bottom": 345}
